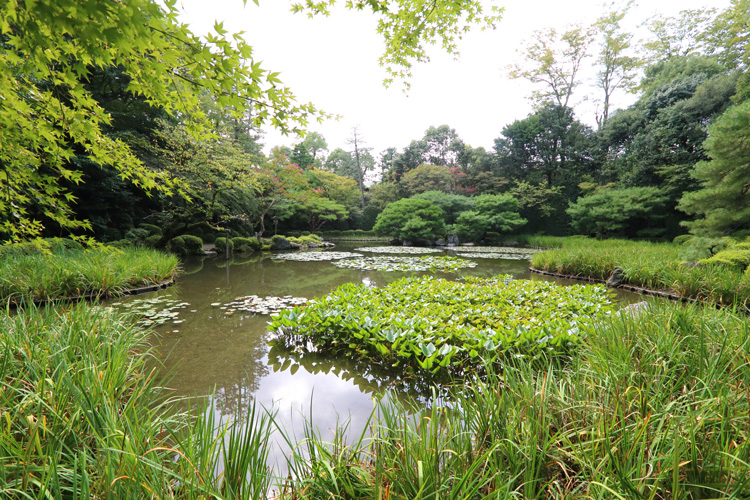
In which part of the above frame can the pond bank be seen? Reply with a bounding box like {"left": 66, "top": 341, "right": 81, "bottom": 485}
{"left": 530, "top": 266, "right": 687, "bottom": 301}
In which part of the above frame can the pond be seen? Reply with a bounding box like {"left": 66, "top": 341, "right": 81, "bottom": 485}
{"left": 110, "top": 242, "right": 641, "bottom": 467}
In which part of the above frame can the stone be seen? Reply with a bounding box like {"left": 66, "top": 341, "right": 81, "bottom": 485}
{"left": 607, "top": 267, "right": 626, "bottom": 287}
{"left": 447, "top": 234, "right": 460, "bottom": 246}
{"left": 619, "top": 301, "right": 649, "bottom": 317}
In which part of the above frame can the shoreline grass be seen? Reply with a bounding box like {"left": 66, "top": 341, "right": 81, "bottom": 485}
{"left": 531, "top": 237, "right": 750, "bottom": 308}
{"left": 0, "top": 246, "right": 179, "bottom": 304}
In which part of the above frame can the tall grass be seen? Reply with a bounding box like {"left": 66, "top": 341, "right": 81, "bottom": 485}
{"left": 0, "top": 302, "right": 279, "bottom": 499}
{"left": 0, "top": 246, "right": 178, "bottom": 304}
{"left": 531, "top": 238, "right": 750, "bottom": 307}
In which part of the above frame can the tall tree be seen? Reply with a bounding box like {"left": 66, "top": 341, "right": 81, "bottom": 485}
{"left": 347, "top": 127, "right": 373, "bottom": 209}
{"left": 422, "top": 125, "right": 466, "bottom": 167}
{"left": 508, "top": 24, "right": 594, "bottom": 108}
{"left": 641, "top": 8, "right": 718, "bottom": 65}
{"left": 679, "top": 100, "right": 750, "bottom": 237}
{"left": 593, "top": 5, "right": 640, "bottom": 129}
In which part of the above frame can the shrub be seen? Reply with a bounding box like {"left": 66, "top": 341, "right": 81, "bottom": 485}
{"left": 699, "top": 249, "right": 750, "bottom": 269}
{"left": 125, "top": 227, "right": 150, "bottom": 244}
{"left": 107, "top": 239, "right": 134, "bottom": 249}
{"left": 182, "top": 235, "right": 204, "bottom": 255}
{"left": 485, "top": 232, "right": 503, "bottom": 245}
{"left": 672, "top": 234, "right": 693, "bottom": 245}
{"left": 373, "top": 198, "right": 445, "bottom": 242}
{"left": 138, "top": 223, "right": 163, "bottom": 236}
{"left": 215, "top": 237, "right": 234, "bottom": 255}
{"left": 232, "top": 237, "right": 260, "bottom": 253}
{"left": 144, "top": 235, "right": 161, "bottom": 248}
{"left": 202, "top": 232, "right": 217, "bottom": 244}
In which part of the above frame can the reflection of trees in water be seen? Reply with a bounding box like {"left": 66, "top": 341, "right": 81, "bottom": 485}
{"left": 179, "top": 255, "right": 207, "bottom": 275}
{"left": 267, "top": 334, "right": 455, "bottom": 401}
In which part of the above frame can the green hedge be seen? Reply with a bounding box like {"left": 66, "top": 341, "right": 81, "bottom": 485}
{"left": 215, "top": 237, "right": 234, "bottom": 254}
{"left": 169, "top": 235, "right": 204, "bottom": 256}
{"left": 232, "top": 236, "right": 260, "bottom": 253}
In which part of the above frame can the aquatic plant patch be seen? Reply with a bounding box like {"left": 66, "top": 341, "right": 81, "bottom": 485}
{"left": 220, "top": 295, "right": 311, "bottom": 315}
{"left": 271, "top": 251, "right": 363, "bottom": 261}
{"left": 447, "top": 246, "right": 539, "bottom": 256}
{"left": 331, "top": 256, "right": 476, "bottom": 272}
{"left": 268, "top": 276, "right": 614, "bottom": 376}
{"left": 109, "top": 296, "right": 191, "bottom": 326}
{"left": 354, "top": 246, "right": 444, "bottom": 254}
{"left": 455, "top": 252, "right": 533, "bottom": 260}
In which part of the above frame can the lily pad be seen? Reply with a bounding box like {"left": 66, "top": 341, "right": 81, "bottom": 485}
{"left": 331, "top": 255, "right": 476, "bottom": 272}
{"left": 107, "top": 295, "right": 191, "bottom": 327}
{"left": 223, "top": 295, "right": 311, "bottom": 315}
{"left": 271, "top": 251, "right": 363, "bottom": 262}
{"left": 354, "top": 246, "right": 443, "bottom": 255}
{"left": 455, "top": 252, "right": 534, "bottom": 260}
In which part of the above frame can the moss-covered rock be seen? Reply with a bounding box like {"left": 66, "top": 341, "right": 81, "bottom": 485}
{"left": 270, "top": 235, "right": 300, "bottom": 250}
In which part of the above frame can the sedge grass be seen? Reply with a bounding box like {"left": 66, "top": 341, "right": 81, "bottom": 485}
{"left": 0, "top": 246, "right": 178, "bottom": 304}
{"left": 531, "top": 238, "right": 750, "bottom": 307}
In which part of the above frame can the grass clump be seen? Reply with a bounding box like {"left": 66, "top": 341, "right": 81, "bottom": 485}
{"left": 0, "top": 246, "right": 178, "bottom": 304}
{"left": 0, "top": 303, "right": 277, "bottom": 498}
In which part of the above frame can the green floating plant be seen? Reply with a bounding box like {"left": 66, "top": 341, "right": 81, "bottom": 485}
{"left": 354, "top": 246, "right": 444, "bottom": 254}
{"left": 268, "top": 275, "right": 614, "bottom": 377}
{"left": 455, "top": 252, "right": 533, "bottom": 260}
{"left": 331, "top": 255, "right": 476, "bottom": 272}
{"left": 271, "top": 251, "right": 363, "bottom": 262}
{"left": 110, "top": 296, "right": 190, "bottom": 326}
{"left": 222, "top": 295, "right": 311, "bottom": 315}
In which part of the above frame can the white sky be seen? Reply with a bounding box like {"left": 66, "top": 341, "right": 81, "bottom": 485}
{"left": 176, "top": 0, "right": 729, "bottom": 157}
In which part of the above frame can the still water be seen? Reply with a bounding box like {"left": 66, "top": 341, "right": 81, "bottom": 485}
{"left": 118, "top": 242, "right": 639, "bottom": 466}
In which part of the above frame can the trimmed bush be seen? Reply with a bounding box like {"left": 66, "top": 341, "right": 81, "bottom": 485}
{"left": 144, "top": 235, "right": 161, "bottom": 248}
{"left": 125, "top": 227, "right": 150, "bottom": 244}
{"left": 138, "top": 223, "right": 163, "bottom": 236}
{"left": 232, "top": 236, "right": 260, "bottom": 253}
{"left": 215, "top": 237, "right": 234, "bottom": 255}
{"left": 182, "top": 235, "right": 204, "bottom": 255}
{"left": 699, "top": 249, "right": 750, "bottom": 269}
{"left": 107, "top": 239, "right": 134, "bottom": 249}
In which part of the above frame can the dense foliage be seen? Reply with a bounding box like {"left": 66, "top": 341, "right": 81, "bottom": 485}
{"left": 269, "top": 276, "right": 613, "bottom": 377}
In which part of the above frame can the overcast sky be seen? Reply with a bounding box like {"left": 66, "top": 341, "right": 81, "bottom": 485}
{"left": 176, "top": 0, "right": 729, "bottom": 158}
